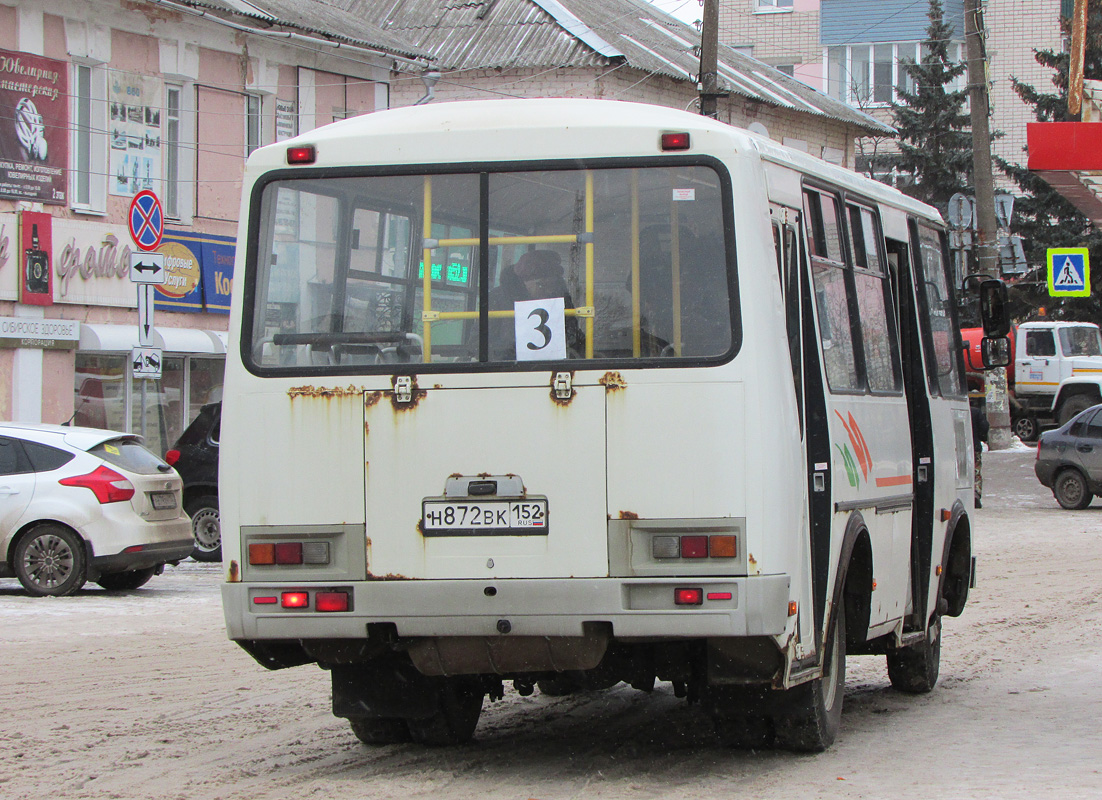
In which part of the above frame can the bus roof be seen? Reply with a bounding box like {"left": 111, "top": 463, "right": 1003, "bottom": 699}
{"left": 247, "top": 97, "right": 940, "bottom": 225}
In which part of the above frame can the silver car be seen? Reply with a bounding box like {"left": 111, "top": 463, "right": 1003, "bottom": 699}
{"left": 0, "top": 423, "right": 194, "bottom": 596}
{"left": 1034, "top": 403, "right": 1102, "bottom": 509}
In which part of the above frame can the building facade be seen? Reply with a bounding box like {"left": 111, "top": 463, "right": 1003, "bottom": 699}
{"left": 719, "top": 0, "right": 1065, "bottom": 182}
{"left": 0, "top": 0, "right": 415, "bottom": 454}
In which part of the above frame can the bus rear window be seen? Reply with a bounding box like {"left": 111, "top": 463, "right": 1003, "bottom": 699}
{"left": 245, "top": 164, "right": 733, "bottom": 371}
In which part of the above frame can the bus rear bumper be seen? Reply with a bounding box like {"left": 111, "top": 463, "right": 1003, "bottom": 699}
{"left": 222, "top": 574, "right": 792, "bottom": 641}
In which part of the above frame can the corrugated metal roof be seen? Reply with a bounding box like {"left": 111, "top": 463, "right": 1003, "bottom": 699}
{"left": 161, "top": 0, "right": 432, "bottom": 61}
{"left": 344, "top": 0, "right": 892, "bottom": 134}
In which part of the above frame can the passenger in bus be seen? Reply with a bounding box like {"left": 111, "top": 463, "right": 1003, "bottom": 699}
{"left": 488, "top": 250, "right": 581, "bottom": 358}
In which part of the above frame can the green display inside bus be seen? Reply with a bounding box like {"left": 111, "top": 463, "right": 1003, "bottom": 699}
{"left": 418, "top": 261, "right": 469, "bottom": 284}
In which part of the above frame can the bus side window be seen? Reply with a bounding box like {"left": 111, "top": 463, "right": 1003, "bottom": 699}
{"left": 847, "top": 204, "right": 900, "bottom": 393}
{"left": 804, "top": 189, "right": 859, "bottom": 392}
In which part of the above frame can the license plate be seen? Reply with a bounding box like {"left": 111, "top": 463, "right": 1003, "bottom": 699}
{"left": 150, "top": 491, "right": 177, "bottom": 510}
{"left": 422, "top": 499, "right": 548, "bottom": 536}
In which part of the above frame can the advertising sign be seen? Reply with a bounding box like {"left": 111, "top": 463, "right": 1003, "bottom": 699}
{"left": 0, "top": 50, "right": 67, "bottom": 204}
{"left": 156, "top": 229, "right": 235, "bottom": 314}
{"left": 109, "top": 72, "right": 162, "bottom": 197}
{"left": 0, "top": 315, "right": 78, "bottom": 349}
{"left": 19, "top": 210, "right": 52, "bottom": 305}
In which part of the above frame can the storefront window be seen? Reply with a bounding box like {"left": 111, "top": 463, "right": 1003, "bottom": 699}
{"left": 74, "top": 354, "right": 127, "bottom": 431}
{"left": 74, "top": 352, "right": 224, "bottom": 456}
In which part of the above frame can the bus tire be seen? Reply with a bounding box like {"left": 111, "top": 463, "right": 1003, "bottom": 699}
{"left": 774, "top": 606, "right": 846, "bottom": 753}
{"left": 349, "top": 716, "right": 412, "bottom": 745}
{"left": 406, "top": 677, "right": 484, "bottom": 746}
{"left": 887, "top": 616, "right": 941, "bottom": 694}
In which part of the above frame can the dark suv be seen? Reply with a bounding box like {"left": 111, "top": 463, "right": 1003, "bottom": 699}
{"left": 165, "top": 402, "right": 221, "bottom": 561}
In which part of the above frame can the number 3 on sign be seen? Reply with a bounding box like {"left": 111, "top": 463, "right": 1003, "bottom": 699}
{"left": 514, "top": 297, "right": 567, "bottom": 361}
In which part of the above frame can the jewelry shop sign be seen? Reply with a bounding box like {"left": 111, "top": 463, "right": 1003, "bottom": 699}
{"left": 0, "top": 315, "right": 79, "bottom": 349}
{"left": 0, "top": 50, "right": 67, "bottom": 204}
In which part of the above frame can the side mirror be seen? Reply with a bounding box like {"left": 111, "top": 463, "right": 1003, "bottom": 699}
{"left": 981, "top": 336, "right": 1011, "bottom": 369}
{"left": 979, "top": 279, "right": 1010, "bottom": 338}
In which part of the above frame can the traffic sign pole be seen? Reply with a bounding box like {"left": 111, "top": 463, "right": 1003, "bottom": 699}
{"left": 127, "top": 190, "right": 165, "bottom": 383}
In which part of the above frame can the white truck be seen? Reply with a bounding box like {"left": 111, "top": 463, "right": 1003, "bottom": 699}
{"left": 964, "top": 320, "right": 1102, "bottom": 441}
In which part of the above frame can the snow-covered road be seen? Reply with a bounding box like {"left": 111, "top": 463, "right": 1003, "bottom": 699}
{"left": 1, "top": 449, "right": 1099, "bottom": 799}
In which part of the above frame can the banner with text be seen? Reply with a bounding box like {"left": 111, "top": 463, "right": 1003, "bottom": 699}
{"left": 0, "top": 50, "right": 67, "bottom": 204}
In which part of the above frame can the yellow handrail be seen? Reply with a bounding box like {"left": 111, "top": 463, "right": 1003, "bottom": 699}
{"left": 422, "top": 176, "right": 433, "bottom": 362}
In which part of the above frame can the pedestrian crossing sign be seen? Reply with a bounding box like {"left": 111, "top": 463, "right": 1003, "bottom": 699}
{"left": 1047, "top": 247, "right": 1090, "bottom": 297}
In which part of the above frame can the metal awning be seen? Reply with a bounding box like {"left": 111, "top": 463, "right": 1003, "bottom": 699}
{"left": 78, "top": 324, "right": 227, "bottom": 355}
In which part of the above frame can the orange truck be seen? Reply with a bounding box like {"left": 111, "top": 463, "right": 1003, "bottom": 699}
{"left": 962, "top": 321, "right": 1102, "bottom": 441}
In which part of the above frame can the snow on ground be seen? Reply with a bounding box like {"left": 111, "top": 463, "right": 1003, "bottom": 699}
{"left": 0, "top": 454, "right": 1100, "bottom": 799}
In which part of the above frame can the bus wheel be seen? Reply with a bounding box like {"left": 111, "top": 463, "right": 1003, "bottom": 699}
{"left": 774, "top": 608, "right": 846, "bottom": 752}
{"left": 406, "top": 677, "right": 484, "bottom": 746}
{"left": 886, "top": 616, "right": 941, "bottom": 694}
{"left": 349, "top": 716, "right": 412, "bottom": 745}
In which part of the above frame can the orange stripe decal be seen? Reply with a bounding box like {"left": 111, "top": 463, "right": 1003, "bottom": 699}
{"left": 875, "top": 475, "right": 913, "bottom": 487}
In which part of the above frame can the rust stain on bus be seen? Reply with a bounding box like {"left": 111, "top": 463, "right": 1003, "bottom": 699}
{"left": 600, "top": 371, "right": 627, "bottom": 392}
{"left": 227, "top": 560, "right": 240, "bottom": 582}
{"left": 389, "top": 375, "right": 427, "bottom": 411}
{"left": 618, "top": 510, "right": 639, "bottom": 520}
{"left": 288, "top": 384, "right": 364, "bottom": 399}
{"left": 365, "top": 572, "right": 416, "bottom": 581}
{"left": 364, "top": 391, "right": 383, "bottom": 408}
{"left": 549, "top": 371, "right": 576, "bottom": 406}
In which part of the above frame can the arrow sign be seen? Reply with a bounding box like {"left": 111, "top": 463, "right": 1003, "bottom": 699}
{"left": 137, "top": 284, "right": 155, "bottom": 346}
{"left": 130, "top": 252, "right": 166, "bottom": 284}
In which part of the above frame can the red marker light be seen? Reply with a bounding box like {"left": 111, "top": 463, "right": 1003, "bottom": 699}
{"left": 286, "top": 145, "right": 316, "bottom": 164}
{"left": 281, "top": 591, "right": 309, "bottom": 609}
{"left": 253, "top": 596, "right": 278, "bottom": 605}
{"left": 274, "top": 542, "right": 304, "bottom": 565}
{"left": 164, "top": 449, "right": 180, "bottom": 466}
{"left": 316, "top": 591, "right": 350, "bottom": 612}
{"left": 706, "top": 592, "right": 733, "bottom": 601}
{"left": 661, "top": 132, "right": 691, "bottom": 151}
{"left": 680, "top": 535, "right": 709, "bottom": 559}
{"left": 674, "top": 588, "right": 703, "bottom": 606}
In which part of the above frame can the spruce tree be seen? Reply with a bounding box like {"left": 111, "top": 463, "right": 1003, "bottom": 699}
{"left": 890, "top": 0, "right": 973, "bottom": 214}
{"left": 1002, "top": 0, "right": 1102, "bottom": 320}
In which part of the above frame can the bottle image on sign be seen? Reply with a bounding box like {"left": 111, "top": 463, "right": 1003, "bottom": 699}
{"left": 24, "top": 223, "right": 49, "bottom": 295}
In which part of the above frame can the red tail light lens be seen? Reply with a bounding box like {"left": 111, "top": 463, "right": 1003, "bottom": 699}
{"left": 680, "top": 535, "right": 709, "bottom": 559}
{"left": 164, "top": 449, "right": 180, "bottom": 466}
{"left": 674, "top": 587, "right": 703, "bottom": 606}
{"left": 661, "top": 132, "right": 691, "bottom": 151}
{"left": 274, "top": 543, "right": 304, "bottom": 565}
{"left": 59, "top": 465, "right": 135, "bottom": 504}
{"left": 286, "top": 145, "right": 316, "bottom": 164}
{"left": 281, "top": 591, "right": 309, "bottom": 608}
{"left": 316, "top": 591, "right": 350, "bottom": 612}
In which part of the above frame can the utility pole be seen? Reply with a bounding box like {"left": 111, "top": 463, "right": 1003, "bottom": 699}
{"left": 964, "top": 0, "right": 1012, "bottom": 448}
{"left": 698, "top": 0, "right": 720, "bottom": 118}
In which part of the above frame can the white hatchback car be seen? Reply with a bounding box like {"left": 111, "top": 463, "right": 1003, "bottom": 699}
{"left": 0, "top": 423, "right": 194, "bottom": 596}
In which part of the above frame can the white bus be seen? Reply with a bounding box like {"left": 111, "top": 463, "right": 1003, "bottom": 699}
{"left": 221, "top": 99, "right": 987, "bottom": 751}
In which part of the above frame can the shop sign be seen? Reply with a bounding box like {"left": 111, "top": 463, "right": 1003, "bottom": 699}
{"left": 0, "top": 314, "right": 79, "bottom": 349}
{"left": 157, "top": 229, "right": 235, "bottom": 314}
{"left": 52, "top": 218, "right": 135, "bottom": 307}
{"left": 0, "top": 50, "right": 67, "bottom": 204}
{"left": 19, "top": 210, "right": 52, "bottom": 305}
{"left": 0, "top": 212, "right": 15, "bottom": 300}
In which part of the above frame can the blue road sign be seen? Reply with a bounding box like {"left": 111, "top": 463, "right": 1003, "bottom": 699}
{"left": 1047, "top": 248, "right": 1090, "bottom": 297}
{"left": 128, "top": 190, "right": 164, "bottom": 252}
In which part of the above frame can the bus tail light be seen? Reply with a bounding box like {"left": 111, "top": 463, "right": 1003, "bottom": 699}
{"left": 248, "top": 541, "right": 330, "bottom": 566}
{"left": 164, "top": 449, "right": 180, "bottom": 466}
{"left": 287, "top": 145, "right": 316, "bottom": 164}
{"left": 674, "top": 588, "right": 703, "bottom": 605}
{"left": 281, "top": 591, "right": 309, "bottom": 608}
{"left": 661, "top": 132, "right": 690, "bottom": 151}
{"left": 316, "top": 591, "right": 350, "bottom": 612}
{"left": 680, "top": 536, "right": 708, "bottom": 558}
